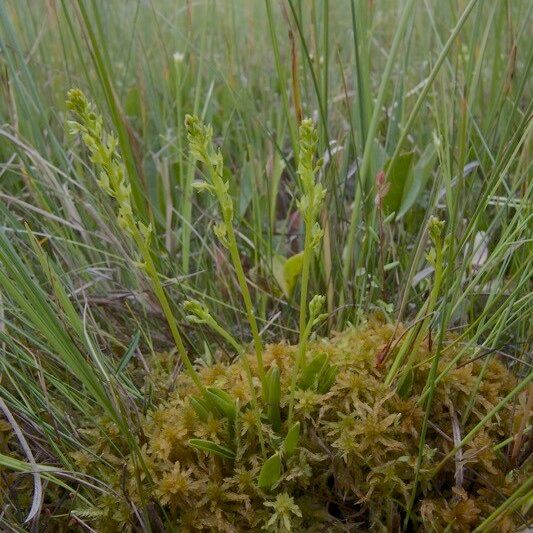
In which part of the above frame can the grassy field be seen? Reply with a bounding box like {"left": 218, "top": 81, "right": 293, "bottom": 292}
{"left": 0, "top": 0, "right": 531, "bottom": 530}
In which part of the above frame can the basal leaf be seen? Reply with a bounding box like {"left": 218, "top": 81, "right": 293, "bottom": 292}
{"left": 382, "top": 151, "right": 415, "bottom": 217}
{"left": 283, "top": 422, "right": 301, "bottom": 457}
{"left": 299, "top": 352, "right": 328, "bottom": 390}
{"left": 258, "top": 452, "right": 281, "bottom": 490}
{"left": 266, "top": 366, "right": 281, "bottom": 432}
{"left": 397, "top": 145, "right": 437, "bottom": 219}
{"left": 206, "top": 387, "right": 236, "bottom": 419}
{"left": 273, "top": 252, "right": 304, "bottom": 298}
{"left": 188, "top": 439, "right": 235, "bottom": 460}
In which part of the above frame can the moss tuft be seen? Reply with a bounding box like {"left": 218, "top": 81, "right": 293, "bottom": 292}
{"left": 74, "top": 318, "right": 528, "bottom": 531}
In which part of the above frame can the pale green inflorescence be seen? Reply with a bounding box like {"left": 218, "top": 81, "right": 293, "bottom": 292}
{"left": 66, "top": 89, "right": 151, "bottom": 243}
{"left": 296, "top": 118, "right": 326, "bottom": 254}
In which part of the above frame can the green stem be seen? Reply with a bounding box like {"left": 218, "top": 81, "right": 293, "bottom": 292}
{"left": 203, "top": 156, "right": 266, "bottom": 390}
{"left": 385, "top": 238, "right": 443, "bottom": 386}
{"left": 287, "top": 212, "right": 314, "bottom": 426}
{"left": 133, "top": 230, "right": 205, "bottom": 394}
{"left": 287, "top": 314, "right": 313, "bottom": 426}
{"left": 224, "top": 220, "right": 265, "bottom": 384}
{"left": 200, "top": 314, "right": 266, "bottom": 456}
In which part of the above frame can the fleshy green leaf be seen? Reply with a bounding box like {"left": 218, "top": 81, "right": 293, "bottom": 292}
{"left": 317, "top": 364, "right": 339, "bottom": 394}
{"left": 299, "top": 352, "right": 328, "bottom": 390}
{"left": 206, "top": 387, "right": 236, "bottom": 419}
{"left": 382, "top": 151, "right": 415, "bottom": 217}
{"left": 188, "top": 439, "right": 235, "bottom": 460}
{"left": 190, "top": 396, "right": 211, "bottom": 422}
{"left": 266, "top": 366, "right": 281, "bottom": 432}
{"left": 258, "top": 452, "right": 281, "bottom": 490}
{"left": 273, "top": 252, "right": 304, "bottom": 298}
{"left": 283, "top": 422, "right": 301, "bottom": 457}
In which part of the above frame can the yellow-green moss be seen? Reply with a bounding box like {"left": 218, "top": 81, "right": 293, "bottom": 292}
{"left": 72, "top": 318, "right": 528, "bottom": 531}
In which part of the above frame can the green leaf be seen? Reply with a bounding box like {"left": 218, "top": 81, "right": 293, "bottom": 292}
{"left": 273, "top": 252, "right": 304, "bottom": 298}
{"left": 397, "top": 145, "right": 437, "bottom": 219}
{"left": 299, "top": 352, "right": 328, "bottom": 390}
{"left": 317, "top": 364, "right": 339, "bottom": 394}
{"left": 115, "top": 330, "right": 140, "bottom": 374}
{"left": 397, "top": 367, "right": 414, "bottom": 399}
{"left": 188, "top": 439, "right": 235, "bottom": 460}
{"left": 258, "top": 452, "right": 281, "bottom": 490}
{"left": 283, "top": 422, "right": 300, "bottom": 457}
{"left": 266, "top": 366, "right": 281, "bottom": 432}
{"left": 206, "top": 387, "right": 236, "bottom": 419}
{"left": 382, "top": 151, "right": 415, "bottom": 216}
{"left": 190, "top": 396, "right": 211, "bottom": 422}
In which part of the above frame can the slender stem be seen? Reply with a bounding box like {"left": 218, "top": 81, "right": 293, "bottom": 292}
{"left": 133, "top": 230, "right": 205, "bottom": 394}
{"left": 224, "top": 221, "right": 265, "bottom": 385}
{"left": 403, "top": 308, "right": 447, "bottom": 526}
{"left": 197, "top": 310, "right": 266, "bottom": 456}
{"left": 287, "top": 313, "right": 313, "bottom": 426}
{"left": 201, "top": 155, "right": 266, "bottom": 390}
{"left": 287, "top": 211, "right": 314, "bottom": 426}
{"left": 385, "top": 227, "right": 443, "bottom": 385}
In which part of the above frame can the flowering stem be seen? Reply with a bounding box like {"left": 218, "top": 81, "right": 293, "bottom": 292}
{"left": 224, "top": 219, "right": 266, "bottom": 387}
{"left": 185, "top": 115, "right": 266, "bottom": 394}
{"left": 66, "top": 89, "right": 205, "bottom": 396}
{"left": 184, "top": 299, "right": 265, "bottom": 455}
{"left": 286, "top": 120, "right": 325, "bottom": 427}
{"left": 132, "top": 231, "right": 206, "bottom": 394}
{"left": 287, "top": 308, "right": 314, "bottom": 426}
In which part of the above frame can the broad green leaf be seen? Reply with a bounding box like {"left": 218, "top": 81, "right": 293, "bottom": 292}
{"left": 382, "top": 151, "right": 415, "bottom": 216}
{"left": 317, "top": 364, "right": 339, "bottom": 394}
{"left": 299, "top": 352, "right": 328, "bottom": 390}
{"left": 273, "top": 252, "right": 304, "bottom": 298}
{"left": 206, "top": 387, "right": 236, "bottom": 419}
{"left": 190, "top": 396, "right": 211, "bottom": 422}
{"left": 188, "top": 439, "right": 235, "bottom": 460}
{"left": 258, "top": 452, "right": 281, "bottom": 490}
{"left": 397, "top": 145, "right": 437, "bottom": 219}
{"left": 266, "top": 366, "right": 281, "bottom": 432}
{"left": 283, "top": 422, "right": 301, "bottom": 457}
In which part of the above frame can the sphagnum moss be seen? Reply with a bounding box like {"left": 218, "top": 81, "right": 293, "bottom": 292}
{"left": 69, "top": 317, "right": 529, "bottom": 532}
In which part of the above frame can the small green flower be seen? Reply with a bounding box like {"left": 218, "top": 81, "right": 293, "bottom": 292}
{"left": 183, "top": 299, "right": 212, "bottom": 325}
{"left": 428, "top": 216, "right": 444, "bottom": 244}
{"left": 213, "top": 222, "right": 229, "bottom": 248}
{"left": 67, "top": 88, "right": 147, "bottom": 240}
{"left": 296, "top": 119, "right": 326, "bottom": 226}
{"left": 308, "top": 294, "right": 325, "bottom": 319}
{"left": 67, "top": 89, "right": 205, "bottom": 395}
